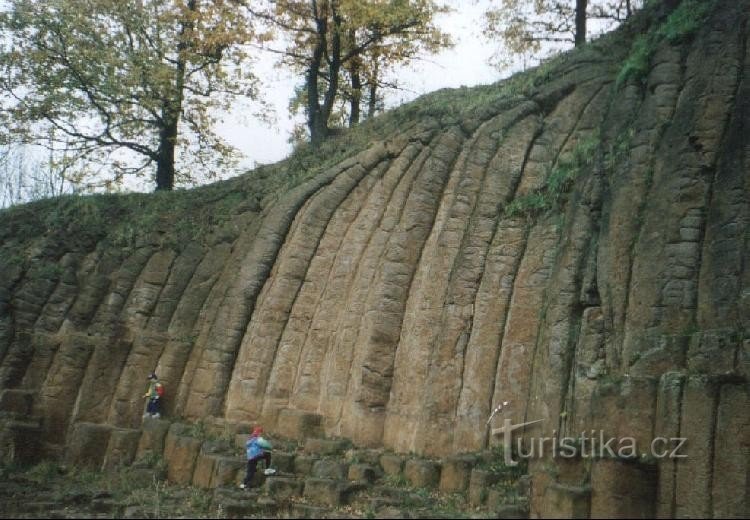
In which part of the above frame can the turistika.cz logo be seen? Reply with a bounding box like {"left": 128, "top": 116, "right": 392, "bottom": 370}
{"left": 487, "top": 402, "right": 687, "bottom": 466}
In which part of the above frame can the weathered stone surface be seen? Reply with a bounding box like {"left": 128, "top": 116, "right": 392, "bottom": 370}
{"left": 102, "top": 428, "right": 140, "bottom": 470}
{"left": 272, "top": 451, "right": 296, "bottom": 474}
{"left": 304, "top": 437, "right": 349, "bottom": 456}
{"left": 654, "top": 372, "right": 684, "bottom": 519}
{"left": 403, "top": 459, "right": 441, "bottom": 488}
{"left": 311, "top": 459, "right": 348, "bottom": 480}
{"left": 589, "top": 458, "right": 657, "bottom": 519}
{"left": 192, "top": 452, "right": 217, "bottom": 488}
{"left": 674, "top": 376, "right": 717, "bottom": 518}
{"left": 1, "top": 4, "right": 749, "bottom": 519}
{"left": 439, "top": 454, "right": 478, "bottom": 493}
{"left": 135, "top": 418, "right": 170, "bottom": 461}
{"left": 294, "top": 455, "right": 316, "bottom": 476}
{"left": 539, "top": 483, "right": 591, "bottom": 519}
{"left": 275, "top": 410, "right": 324, "bottom": 440}
{"left": 291, "top": 504, "right": 331, "bottom": 519}
{"left": 303, "top": 478, "right": 346, "bottom": 507}
{"left": 0, "top": 389, "right": 35, "bottom": 415}
{"left": 163, "top": 424, "right": 202, "bottom": 485}
{"left": 711, "top": 384, "right": 749, "bottom": 518}
{"left": 348, "top": 463, "right": 377, "bottom": 483}
{"left": 265, "top": 476, "right": 303, "bottom": 500}
{"left": 0, "top": 419, "right": 41, "bottom": 464}
{"left": 379, "top": 454, "right": 404, "bottom": 476}
{"left": 212, "top": 456, "right": 245, "bottom": 488}
{"left": 65, "top": 422, "right": 112, "bottom": 468}
{"left": 468, "top": 469, "right": 498, "bottom": 507}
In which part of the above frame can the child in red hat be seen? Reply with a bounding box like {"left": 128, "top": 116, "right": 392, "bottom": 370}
{"left": 240, "top": 426, "right": 275, "bottom": 489}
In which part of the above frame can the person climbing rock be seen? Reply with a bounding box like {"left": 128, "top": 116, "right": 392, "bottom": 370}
{"left": 142, "top": 372, "right": 164, "bottom": 419}
{"left": 240, "top": 426, "right": 276, "bottom": 489}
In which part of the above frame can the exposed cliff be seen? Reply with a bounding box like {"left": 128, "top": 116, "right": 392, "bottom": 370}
{"left": 1, "top": 0, "right": 748, "bottom": 517}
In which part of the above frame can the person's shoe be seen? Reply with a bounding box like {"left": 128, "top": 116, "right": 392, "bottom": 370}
{"left": 263, "top": 468, "right": 276, "bottom": 476}
{"left": 239, "top": 483, "right": 246, "bottom": 489}
{"left": 152, "top": 413, "right": 161, "bottom": 419}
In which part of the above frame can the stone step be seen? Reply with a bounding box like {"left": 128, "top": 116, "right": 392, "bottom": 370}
{"left": 311, "top": 458, "right": 349, "bottom": 479}
{"left": 348, "top": 463, "right": 379, "bottom": 483}
{"left": 0, "top": 389, "right": 36, "bottom": 415}
{"left": 304, "top": 437, "right": 350, "bottom": 456}
{"left": 264, "top": 475, "right": 303, "bottom": 500}
{"left": 302, "top": 478, "right": 367, "bottom": 507}
{"left": 0, "top": 417, "right": 43, "bottom": 464}
{"left": 291, "top": 503, "right": 334, "bottom": 519}
{"left": 212, "top": 486, "right": 279, "bottom": 518}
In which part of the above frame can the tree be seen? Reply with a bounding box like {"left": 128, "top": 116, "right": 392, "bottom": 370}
{"left": 0, "top": 0, "right": 262, "bottom": 191}
{"left": 483, "top": 0, "right": 641, "bottom": 69}
{"left": 249, "top": 0, "right": 451, "bottom": 146}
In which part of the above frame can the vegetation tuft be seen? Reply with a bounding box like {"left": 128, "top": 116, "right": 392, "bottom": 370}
{"left": 617, "top": 0, "right": 716, "bottom": 89}
{"left": 504, "top": 133, "right": 599, "bottom": 220}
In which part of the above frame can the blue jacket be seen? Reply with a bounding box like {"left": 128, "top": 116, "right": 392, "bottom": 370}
{"left": 246, "top": 436, "right": 271, "bottom": 460}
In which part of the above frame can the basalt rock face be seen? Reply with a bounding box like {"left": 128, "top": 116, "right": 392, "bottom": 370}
{"left": 1, "top": 1, "right": 749, "bottom": 518}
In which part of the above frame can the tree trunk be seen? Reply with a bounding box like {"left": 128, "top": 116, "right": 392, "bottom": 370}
{"left": 367, "top": 58, "right": 379, "bottom": 119}
{"left": 575, "top": 0, "right": 588, "bottom": 47}
{"left": 154, "top": 0, "right": 194, "bottom": 191}
{"left": 348, "top": 31, "right": 361, "bottom": 127}
{"left": 307, "top": 3, "right": 328, "bottom": 146}
{"left": 155, "top": 118, "right": 177, "bottom": 191}
{"left": 320, "top": 8, "right": 342, "bottom": 133}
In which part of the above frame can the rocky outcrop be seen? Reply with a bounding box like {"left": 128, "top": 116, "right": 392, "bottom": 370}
{"left": 1, "top": 1, "right": 748, "bottom": 517}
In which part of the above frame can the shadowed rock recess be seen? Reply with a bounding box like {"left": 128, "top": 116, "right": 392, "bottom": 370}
{"left": 0, "top": 1, "right": 748, "bottom": 517}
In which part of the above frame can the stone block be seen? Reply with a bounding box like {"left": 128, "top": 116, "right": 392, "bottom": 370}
{"left": 711, "top": 384, "right": 749, "bottom": 518}
{"left": 439, "top": 454, "right": 478, "bottom": 493}
{"left": 654, "top": 372, "right": 684, "bottom": 518}
{"left": 346, "top": 448, "right": 382, "bottom": 466}
{"left": 0, "top": 419, "right": 42, "bottom": 465}
{"left": 0, "top": 389, "right": 35, "bottom": 415}
{"left": 403, "top": 459, "right": 441, "bottom": 488}
{"left": 135, "top": 418, "right": 170, "bottom": 460}
{"left": 192, "top": 453, "right": 217, "bottom": 488}
{"left": 163, "top": 425, "right": 202, "bottom": 485}
{"left": 312, "top": 459, "right": 348, "bottom": 480}
{"left": 540, "top": 483, "right": 590, "bottom": 519}
{"left": 272, "top": 451, "right": 295, "bottom": 474}
{"left": 494, "top": 504, "right": 529, "bottom": 519}
{"left": 687, "top": 329, "right": 739, "bottom": 375}
{"left": 348, "top": 463, "right": 377, "bottom": 483}
{"left": 103, "top": 428, "right": 140, "bottom": 470}
{"left": 291, "top": 504, "right": 330, "bottom": 519}
{"left": 304, "top": 437, "right": 349, "bottom": 456}
{"left": 265, "top": 476, "right": 303, "bottom": 500}
{"left": 212, "top": 456, "right": 244, "bottom": 487}
{"left": 468, "top": 469, "right": 499, "bottom": 507}
{"left": 65, "top": 422, "right": 112, "bottom": 468}
{"left": 590, "top": 376, "right": 657, "bottom": 454}
{"left": 303, "top": 478, "right": 345, "bottom": 507}
{"left": 276, "top": 410, "right": 323, "bottom": 440}
{"left": 294, "top": 455, "right": 316, "bottom": 475}
{"left": 380, "top": 454, "right": 404, "bottom": 476}
{"left": 674, "top": 375, "right": 717, "bottom": 518}
{"left": 590, "top": 458, "right": 657, "bottom": 518}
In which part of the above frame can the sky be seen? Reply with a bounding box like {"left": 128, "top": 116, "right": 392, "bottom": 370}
{"left": 216, "top": 1, "right": 503, "bottom": 171}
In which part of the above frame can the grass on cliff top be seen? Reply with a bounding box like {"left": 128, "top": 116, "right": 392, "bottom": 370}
{"left": 616, "top": 0, "right": 717, "bottom": 88}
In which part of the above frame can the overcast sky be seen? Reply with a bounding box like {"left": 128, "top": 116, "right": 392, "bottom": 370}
{"left": 216, "top": 1, "right": 502, "bottom": 171}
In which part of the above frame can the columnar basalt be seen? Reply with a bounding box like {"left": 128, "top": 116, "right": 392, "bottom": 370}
{"left": 1, "top": 1, "right": 748, "bottom": 518}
